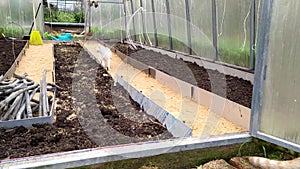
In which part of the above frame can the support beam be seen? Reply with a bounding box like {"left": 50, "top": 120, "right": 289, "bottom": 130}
{"left": 249, "top": 0, "right": 256, "bottom": 70}
{"left": 151, "top": 0, "right": 158, "bottom": 46}
{"left": 165, "top": 0, "right": 173, "bottom": 50}
{"left": 0, "top": 133, "right": 251, "bottom": 169}
{"left": 98, "top": 1, "right": 124, "bottom": 4}
{"left": 140, "top": 0, "right": 147, "bottom": 43}
{"left": 123, "top": 0, "right": 127, "bottom": 41}
{"left": 250, "top": 0, "right": 273, "bottom": 135}
{"left": 185, "top": 0, "right": 192, "bottom": 55}
{"left": 130, "top": 0, "right": 137, "bottom": 41}
{"left": 211, "top": 0, "right": 218, "bottom": 61}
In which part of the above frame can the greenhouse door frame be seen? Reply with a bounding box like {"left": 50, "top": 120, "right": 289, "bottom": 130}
{"left": 250, "top": 0, "right": 300, "bottom": 153}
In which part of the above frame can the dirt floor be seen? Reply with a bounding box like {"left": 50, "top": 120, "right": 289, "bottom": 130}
{"left": 0, "top": 40, "right": 27, "bottom": 76}
{"left": 84, "top": 41, "right": 246, "bottom": 137}
{"left": 0, "top": 42, "right": 171, "bottom": 160}
{"left": 113, "top": 43, "right": 253, "bottom": 108}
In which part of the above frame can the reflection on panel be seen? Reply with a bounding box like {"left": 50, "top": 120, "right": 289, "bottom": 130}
{"left": 260, "top": 0, "right": 300, "bottom": 145}
{"left": 153, "top": 0, "right": 169, "bottom": 49}
{"left": 91, "top": 2, "right": 124, "bottom": 39}
{"left": 0, "top": 0, "right": 42, "bottom": 37}
{"left": 189, "top": 0, "right": 214, "bottom": 59}
{"left": 168, "top": 0, "right": 187, "bottom": 53}
{"left": 216, "top": 0, "right": 251, "bottom": 67}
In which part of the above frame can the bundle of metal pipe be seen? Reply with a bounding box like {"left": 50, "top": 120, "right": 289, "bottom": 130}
{"left": 0, "top": 72, "right": 59, "bottom": 121}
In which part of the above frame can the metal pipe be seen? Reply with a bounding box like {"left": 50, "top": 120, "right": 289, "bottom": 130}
{"left": 140, "top": 0, "right": 147, "bottom": 43}
{"left": 249, "top": 0, "right": 256, "bottom": 70}
{"left": 211, "top": 0, "right": 218, "bottom": 61}
{"left": 123, "top": 0, "right": 127, "bottom": 41}
{"left": 130, "top": 0, "right": 137, "bottom": 41}
{"left": 185, "top": 0, "right": 192, "bottom": 55}
{"left": 151, "top": 0, "right": 158, "bottom": 46}
{"left": 88, "top": 0, "right": 92, "bottom": 33}
{"left": 0, "top": 133, "right": 251, "bottom": 168}
{"left": 165, "top": 0, "right": 173, "bottom": 50}
{"left": 98, "top": 1, "right": 124, "bottom": 4}
{"left": 250, "top": 0, "right": 273, "bottom": 135}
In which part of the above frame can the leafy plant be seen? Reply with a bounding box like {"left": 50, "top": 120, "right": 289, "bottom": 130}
{"left": 55, "top": 11, "right": 76, "bottom": 23}
{"left": 3, "top": 26, "right": 23, "bottom": 38}
{"left": 44, "top": 6, "right": 84, "bottom": 23}
{"left": 74, "top": 11, "right": 84, "bottom": 23}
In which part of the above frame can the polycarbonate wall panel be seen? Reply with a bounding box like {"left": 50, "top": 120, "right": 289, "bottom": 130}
{"left": 153, "top": 0, "right": 169, "bottom": 49}
{"left": 190, "top": 0, "right": 214, "bottom": 59}
{"left": 91, "top": 1, "right": 124, "bottom": 39}
{"left": 34, "top": 0, "right": 44, "bottom": 35}
{"left": 260, "top": 0, "right": 300, "bottom": 145}
{"left": 133, "top": 0, "right": 144, "bottom": 44}
{"left": 142, "top": 0, "right": 154, "bottom": 46}
{"left": 125, "top": 0, "right": 135, "bottom": 41}
{"left": 216, "top": 0, "right": 251, "bottom": 67}
{"left": 169, "top": 0, "right": 187, "bottom": 53}
{"left": 0, "top": 0, "right": 43, "bottom": 38}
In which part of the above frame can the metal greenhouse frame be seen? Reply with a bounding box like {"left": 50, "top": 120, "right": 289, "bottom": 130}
{"left": 88, "top": 0, "right": 257, "bottom": 70}
{"left": 0, "top": 0, "right": 300, "bottom": 168}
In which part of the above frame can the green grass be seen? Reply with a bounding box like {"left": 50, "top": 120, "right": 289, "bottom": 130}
{"left": 218, "top": 39, "right": 253, "bottom": 68}
{"left": 91, "top": 27, "right": 126, "bottom": 40}
{"left": 140, "top": 34, "right": 254, "bottom": 68}
{"left": 153, "top": 36, "right": 255, "bottom": 68}
{"left": 0, "top": 26, "right": 23, "bottom": 38}
{"left": 90, "top": 28, "right": 254, "bottom": 68}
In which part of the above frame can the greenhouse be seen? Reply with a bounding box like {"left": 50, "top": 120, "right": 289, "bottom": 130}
{"left": 0, "top": 0, "right": 299, "bottom": 168}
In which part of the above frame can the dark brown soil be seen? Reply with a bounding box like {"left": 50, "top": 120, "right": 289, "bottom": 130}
{"left": 113, "top": 43, "right": 253, "bottom": 108}
{"left": 0, "top": 40, "right": 27, "bottom": 75}
{"left": 113, "top": 43, "right": 142, "bottom": 56}
{"left": 0, "top": 42, "right": 171, "bottom": 160}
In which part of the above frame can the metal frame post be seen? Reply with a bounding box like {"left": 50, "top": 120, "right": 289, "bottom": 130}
{"left": 185, "top": 0, "right": 192, "bottom": 55}
{"left": 211, "top": 0, "right": 218, "bottom": 61}
{"left": 130, "top": 0, "right": 137, "bottom": 41}
{"left": 250, "top": 0, "right": 300, "bottom": 153}
{"left": 151, "top": 0, "right": 158, "bottom": 46}
{"left": 88, "top": 0, "right": 92, "bottom": 33}
{"left": 249, "top": 0, "right": 256, "bottom": 70}
{"left": 123, "top": 0, "right": 127, "bottom": 41}
{"left": 165, "top": 0, "right": 173, "bottom": 50}
{"left": 140, "top": 0, "right": 147, "bottom": 43}
{"left": 250, "top": 0, "right": 273, "bottom": 138}
{"left": 98, "top": 1, "right": 124, "bottom": 4}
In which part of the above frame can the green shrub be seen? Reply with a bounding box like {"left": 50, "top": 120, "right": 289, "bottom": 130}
{"left": 3, "top": 26, "right": 23, "bottom": 38}
{"left": 74, "top": 11, "right": 85, "bottom": 23}
{"left": 44, "top": 7, "right": 85, "bottom": 23}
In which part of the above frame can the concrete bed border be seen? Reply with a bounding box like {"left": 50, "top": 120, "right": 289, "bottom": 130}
{"left": 106, "top": 42, "right": 251, "bottom": 130}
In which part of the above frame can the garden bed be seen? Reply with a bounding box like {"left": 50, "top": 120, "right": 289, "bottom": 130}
{"left": 113, "top": 43, "right": 253, "bottom": 108}
{"left": 0, "top": 40, "right": 27, "bottom": 77}
{"left": 0, "top": 42, "right": 171, "bottom": 160}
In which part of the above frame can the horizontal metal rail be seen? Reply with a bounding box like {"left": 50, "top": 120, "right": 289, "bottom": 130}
{"left": 0, "top": 133, "right": 251, "bottom": 169}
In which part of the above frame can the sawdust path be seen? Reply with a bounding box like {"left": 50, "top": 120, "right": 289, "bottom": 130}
{"left": 14, "top": 43, "right": 54, "bottom": 84}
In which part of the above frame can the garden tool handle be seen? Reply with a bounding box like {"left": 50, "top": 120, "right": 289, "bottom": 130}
{"left": 29, "top": 2, "right": 42, "bottom": 35}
